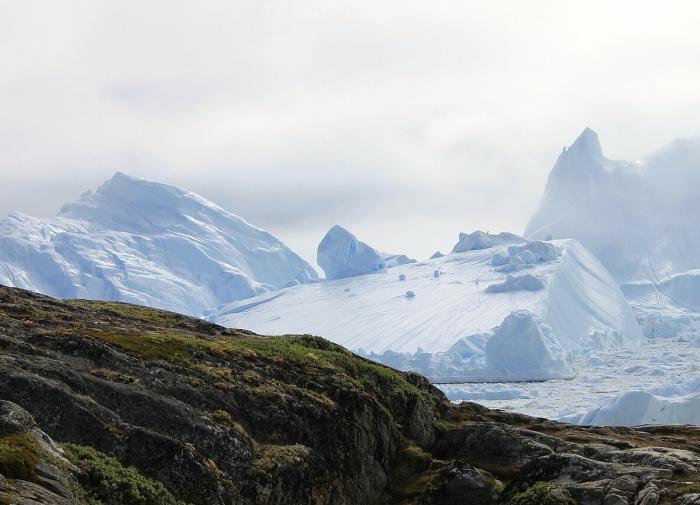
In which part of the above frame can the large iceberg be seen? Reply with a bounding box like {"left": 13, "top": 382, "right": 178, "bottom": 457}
{"left": 0, "top": 172, "right": 318, "bottom": 316}
{"left": 524, "top": 127, "right": 700, "bottom": 401}
{"left": 526, "top": 128, "right": 700, "bottom": 293}
{"left": 212, "top": 234, "right": 641, "bottom": 382}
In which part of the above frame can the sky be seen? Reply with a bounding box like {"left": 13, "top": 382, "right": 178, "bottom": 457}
{"left": 2, "top": 1, "right": 700, "bottom": 267}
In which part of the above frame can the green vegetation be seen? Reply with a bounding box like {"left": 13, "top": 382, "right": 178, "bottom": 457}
{"left": 252, "top": 443, "right": 311, "bottom": 475}
{"left": 86, "top": 330, "right": 435, "bottom": 427}
{"left": 62, "top": 444, "right": 187, "bottom": 505}
{"left": 87, "top": 331, "right": 203, "bottom": 366}
{"left": 512, "top": 482, "right": 576, "bottom": 505}
{"left": 70, "top": 300, "right": 183, "bottom": 324}
{"left": 0, "top": 433, "right": 38, "bottom": 481}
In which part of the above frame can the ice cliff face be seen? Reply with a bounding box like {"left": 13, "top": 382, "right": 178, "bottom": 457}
{"left": 526, "top": 128, "right": 700, "bottom": 289}
{"left": 0, "top": 172, "right": 318, "bottom": 316}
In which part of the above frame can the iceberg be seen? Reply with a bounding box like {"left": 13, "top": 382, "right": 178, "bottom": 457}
{"left": 316, "top": 225, "right": 386, "bottom": 280}
{"left": 576, "top": 379, "right": 700, "bottom": 426}
{"left": 0, "top": 172, "right": 318, "bottom": 316}
{"left": 527, "top": 128, "right": 700, "bottom": 292}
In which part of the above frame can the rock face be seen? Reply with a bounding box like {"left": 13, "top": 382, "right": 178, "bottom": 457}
{"left": 0, "top": 172, "right": 318, "bottom": 316}
{"left": 0, "top": 400, "right": 82, "bottom": 505}
{"left": 1, "top": 285, "right": 700, "bottom": 504}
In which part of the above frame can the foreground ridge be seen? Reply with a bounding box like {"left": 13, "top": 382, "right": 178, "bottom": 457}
{"left": 1, "top": 285, "right": 699, "bottom": 504}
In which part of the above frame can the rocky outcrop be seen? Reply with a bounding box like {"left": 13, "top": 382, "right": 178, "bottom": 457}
{"left": 0, "top": 400, "right": 82, "bottom": 505}
{"left": 1, "top": 285, "right": 700, "bottom": 504}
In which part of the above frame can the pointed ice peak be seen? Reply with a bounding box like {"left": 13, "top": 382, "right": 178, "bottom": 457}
{"left": 63, "top": 171, "right": 207, "bottom": 216}
{"left": 95, "top": 171, "right": 178, "bottom": 199}
{"left": 111, "top": 170, "right": 136, "bottom": 181}
{"left": 57, "top": 172, "right": 241, "bottom": 233}
{"left": 566, "top": 127, "right": 603, "bottom": 159}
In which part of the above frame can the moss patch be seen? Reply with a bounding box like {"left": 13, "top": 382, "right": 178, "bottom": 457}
{"left": 62, "top": 443, "right": 187, "bottom": 505}
{"left": 0, "top": 433, "right": 39, "bottom": 481}
{"left": 69, "top": 300, "right": 184, "bottom": 325}
{"left": 252, "top": 443, "right": 311, "bottom": 475}
{"left": 86, "top": 330, "right": 434, "bottom": 428}
{"left": 512, "top": 482, "right": 576, "bottom": 505}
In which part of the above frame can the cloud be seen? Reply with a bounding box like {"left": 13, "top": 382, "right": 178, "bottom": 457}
{"left": 2, "top": 0, "right": 700, "bottom": 265}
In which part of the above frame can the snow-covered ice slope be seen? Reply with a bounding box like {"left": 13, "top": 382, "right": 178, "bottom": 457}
{"left": 213, "top": 236, "right": 642, "bottom": 382}
{"left": 0, "top": 172, "right": 318, "bottom": 316}
{"left": 526, "top": 128, "right": 700, "bottom": 289}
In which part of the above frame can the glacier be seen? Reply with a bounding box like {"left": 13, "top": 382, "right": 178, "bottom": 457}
{"left": 0, "top": 172, "right": 318, "bottom": 316}
{"left": 212, "top": 234, "right": 641, "bottom": 382}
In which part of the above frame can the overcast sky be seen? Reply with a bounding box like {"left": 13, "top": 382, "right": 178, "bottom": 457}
{"left": 2, "top": 1, "right": 700, "bottom": 266}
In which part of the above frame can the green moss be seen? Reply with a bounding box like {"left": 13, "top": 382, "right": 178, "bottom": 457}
{"left": 0, "top": 493, "right": 12, "bottom": 505}
{"left": 0, "top": 433, "right": 39, "bottom": 481}
{"left": 88, "top": 331, "right": 207, "bottom": 366}
{"left": 252, "top": 444, "right": 311, "bottom": 475}
{"left": 62, "top": 443, "right": 188, "bottom": 505}
{"left": 512, "top": 482, "right": 576, "bottom": 505}
{"left": 223, "top": 335, "right": 434, "bottom": 408}
{"left": 71, "top": 300, "right": 183, "bottom": 324}
{"left": 86, "top": 330, "right": 434, "bottom": 428}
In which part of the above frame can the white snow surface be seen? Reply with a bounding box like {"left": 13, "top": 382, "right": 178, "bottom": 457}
{"left": 0, "top": 172, "right": 318, "bottom": 316}
{"left": 213, "top": 237, "right": 641, "bottom": 382}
